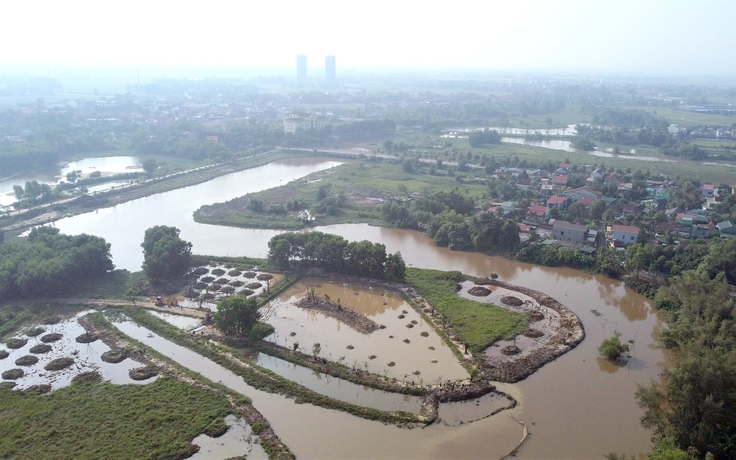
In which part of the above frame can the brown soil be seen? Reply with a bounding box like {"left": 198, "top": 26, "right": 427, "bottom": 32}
{"left": 40, "top": 333, "right": 63, "bottom": 343}
{"left": 26, "top": 327, "right": 46, "bottom": 337}
{"left": 523, "top": 329, "right": 545, "bottom": 338}
{"left": 201, "top": 276, "right": 215, "bottom": 283}
{"left": 243, "top": 271, "right": 256, "bottom": 278}
{"left": 0, "top": 350, "right": 8, "bottom": 359}
{"left": 501, "top": 345, "right": 521, "bottom": 356}
{"left": 72, "top": 372, "right": 102, "bottom": 384}
{"left": 15, "top": 355, "right": 39, "bottom": 366}
{"left": 228, "top": 270, "right": 242, "bottom": 277}
{"left": 6, "top": 338, "right": 27, "bottom": 349}
{"left": 45, "top": 357, "right": 75, "bottom": 371}
{"left": 528, "top": 311, "right": 544, "bottom": 322}
{"left": 229, "top": 280, "right": 244, "bottom": 287}
{"left": 2, "top": 368, "right": 24, "bottom": 379}
{"left": 25, "top": 384, "right": 51, "bottom": 395}
{"left": 192, "top": 267, "right": 209, "bottom": 276}
{"left": 479, "top": 280, "right": 585, "bottom": 383}
{"left": 500, "top": 296, "right": 524, "bottom": 306}
{"left": 76, "top": 332, "right": 99, "bottom": 344}
{"left": 129, "top": 366, "right": 158, "bottom": 381}
{"left": 211, "top": 269, "right": 226, "bottom": 276}
{"left": 257, "top": 273, "right": 273, "bottom": 281}
{"left": 214, "top": 277, "right": 229, "bottom": 285}
{"left": 101, "top": 349, "right": 128, "bottom": 364}
{"left": 246, "top": 282, "right": 262, "bottom": 289}
{"left": 296, "top": 296, "right": 379, "bottom": 334}
{"left": 468, "top": 286, "right": 492, "bottom": 297}
{"left": 30, "top": 344, "right": 52, "bottom": 354}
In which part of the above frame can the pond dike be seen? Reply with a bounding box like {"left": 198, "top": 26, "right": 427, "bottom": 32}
{"left": 474, "top": 280, "right": 585, "bottom": 383}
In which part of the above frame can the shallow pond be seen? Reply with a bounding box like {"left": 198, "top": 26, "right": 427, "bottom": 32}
{"left": 0, "top": 312, "right": 152, "bottom": 390}
{"left": 265, "top": 278, "right": 467, "bottom": 382}
{"left": 256, "top": 353, "right": 424, "bottom": 413}
{"left": 149, "top": 311, "right": 202, "bottom": 331}
{"left": 189, "top": 414, "right": 268, "bottom": 460}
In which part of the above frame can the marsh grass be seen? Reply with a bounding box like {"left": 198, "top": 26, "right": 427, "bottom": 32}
{"left": 0, "top": 377, "right": 232, "bottom": 460}
{"left": 405, "top": 268, "right": 528, "bottom": 353}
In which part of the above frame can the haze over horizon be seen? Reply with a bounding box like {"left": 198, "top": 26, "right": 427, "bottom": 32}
{"left": 2, "top": 0, "right": 736, "bottom": 79}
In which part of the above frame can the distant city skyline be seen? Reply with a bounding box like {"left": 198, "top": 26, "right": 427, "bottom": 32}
{"left": 2, "top": 0, "right": 736, "bottom": 77}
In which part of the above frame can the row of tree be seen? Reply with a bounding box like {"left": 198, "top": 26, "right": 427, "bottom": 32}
{"left": 0, "top": 227, "right": 113, "bottom": 299}
{"left": 267, "top": 231, "right": 405, "bottom": 282}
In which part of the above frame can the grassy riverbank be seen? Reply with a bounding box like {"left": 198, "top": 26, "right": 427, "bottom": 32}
{"left": 193, "top": 158, "right": 488, "bottom": 229}
{"left": 405, "top": 268, "right": 528, "bottom": 353}
{"left": 0, "top": 378, "right": 232, "bottom": 460}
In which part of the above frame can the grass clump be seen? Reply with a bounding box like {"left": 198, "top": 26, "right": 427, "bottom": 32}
{"left": 405, "top": 268, "right": 528, "bottom": 353}
{"left": 45, "top": 357, "right": 75, "bottom": 371}
{"left": 0, "top": 377, "right": 232, "bottom": 460}
{"left": 29, "top": 343, "right": 52, "bottom": 354}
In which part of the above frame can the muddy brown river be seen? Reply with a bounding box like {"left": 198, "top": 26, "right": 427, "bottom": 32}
{"left": 54, "top": 157, "right": 663, "bottom": 458}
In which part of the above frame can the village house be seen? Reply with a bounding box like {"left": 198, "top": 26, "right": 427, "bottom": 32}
{"left": 717, "top": 221, "right": 736, "bottom": 239}
{"left": 547, "top": 196, "right": 569, "bottom": 211}
{"left": 589, "top": 167, "right": 607, "bottom": 181}
{"left": 611, "top": 224, "right": 640, "bottom": 246}
{"left": 701, "top": 184, "right": 716, "bottom": 198}
{"left": 553, "top": 220, "right": 588, "bottom": 244}
{"left": 564, "top": 186, "right": 602, "bottom": 203}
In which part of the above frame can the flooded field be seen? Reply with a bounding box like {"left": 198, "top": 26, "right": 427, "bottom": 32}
{"left": 0, "top": 313, "right": 152, "bottom": 391}
{"left": 51, "top": 158, "right": 663, "bottom": 458}
{"left": 264, "top": 278, "right": 467, "bottom": 382}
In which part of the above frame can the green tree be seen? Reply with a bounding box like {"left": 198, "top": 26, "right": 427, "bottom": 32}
{"left": 142, "top": 159, "right": 158, "bottom": 176}
{"left": 599, "top": 332, "right": 629, "bottom": 361}
{"left": 213, "top": 295, "right": 261, "bottom": 335}
{"left": 591, "top": 199, "right": 607, "bottom": 221}
{"left": 141, "top": 226, "right": 192, "bottom": 282}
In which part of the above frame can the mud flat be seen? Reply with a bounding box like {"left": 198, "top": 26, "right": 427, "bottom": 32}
{"left": 462, "top": 279, "right": 585, "bottom": 382}
{"left": 295, "top": 295, "right": 379, "bottom": 334}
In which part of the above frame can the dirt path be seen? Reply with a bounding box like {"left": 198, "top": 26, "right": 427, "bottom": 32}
{"left": 50, "top": 298, "right": 210, "bottom": 319}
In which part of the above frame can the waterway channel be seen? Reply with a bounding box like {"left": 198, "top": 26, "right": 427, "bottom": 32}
{"left": 54, "top": 156, "right": 663, "bottom": 458}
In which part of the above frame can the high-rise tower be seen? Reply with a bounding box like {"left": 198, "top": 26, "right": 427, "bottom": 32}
{"left": 325, "top": 55, "right": 336, "bottom": 87}
{"left": 297, "top": 54, "right": 307, "bottom": 86}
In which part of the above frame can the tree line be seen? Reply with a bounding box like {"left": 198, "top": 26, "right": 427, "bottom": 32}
{"left": 0, "top": 227, "right": 113, "bottom": 299}
{"left": 267, "top": 231, "right": 406, "bottom": 282}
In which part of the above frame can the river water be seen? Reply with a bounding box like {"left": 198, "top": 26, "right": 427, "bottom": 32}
{"left": 54, "top": 157, "right": 662, "bottom": 458}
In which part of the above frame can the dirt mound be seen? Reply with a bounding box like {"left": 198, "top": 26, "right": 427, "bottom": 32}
{"left": 45, "top": 357, "right": 75, "bottom": 371}
{"left": 0, "top": 381, "right": 16, "bottom": 389}
{"left": 101, "top": 349, "right": 128, "bottom": 363}
{"left": 211, "top": 268, "right": 226, "bottom": 276}
{"left": 246, "top": 282, "right": 262, "bottom": 289}
{"left": 296, "top": 296, "right": 379, "bottom": 334}
{"left": 2, "top": 368, "right": 24, "bottom": 380}
{"left": 192, "top": 267, "right": 209, "bottom": 276}
{"left": 129, "top": 366, "right": 158, "bottom": 381}
{"left": 201, "top": 276, "right": 215, "bottom": 283}
{"left": 527, "top": 311, "right": 544, "bottom": 322}
{"left": 73, "top": 371, "right": 102, "bottom": 384}
{"left": 42, "top": 316, "right": 61, "bottom": 325}
{"left": 6, "top": 338, "right": 27, "bottom": 349}
{"left": 523, "top": 329, "right": 545, "bottom": 338}
{"left": 29, "top": 344, "right": 52, "bottom": 354}
{"left": 26, "top": 327, "right": 46, "bottom": 337}
{"left": 468, "top": 286, "right": 492, "bottom": 297}
{"left": 40, "top": 333, "right": 63, "bottom": 343}
{"left": 420, "top": 332, "right": 429, "bottom": 337}
{"left": 243, "top": 271, "right": 257, "bottom": 278}
{"left": 220, "top": 285, "right": 235, "bottom": 294}
{"left": 15, "top": 355, "right": 39, "bottom": 366}
{"left": 229, "top": 280, "right": 244, "bottom": 287}
{"left": 501, "top": 296, "right": 524, "bottom": 307}
{"left": 25, "top": 384, "right": 51, "bottom": 395}
{"left": 239, "top": 289, "right": 254, "bottom": 296}
{"left": 214, "top": 277, "right": 229, "bottom": 285}
{"left": 208, "top": 284, "right": 221, "bottom": 292}
{"left": 228, "top": 270, "right": 242, "bottom": 277}
{"left": 501, "top": 345, "right": 521, "bottom": 356}
{"left": 257, "top": 273, "right": 273, "bottom": 281}
{"left": 76, "top": 332, "right": 98, "bottom": 344}
{"left": 0, "top": 350, "right": 8, "bottom": 359}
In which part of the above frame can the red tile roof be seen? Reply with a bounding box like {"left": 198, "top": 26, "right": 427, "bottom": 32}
{"left": 528, "top": 204, "right": 548, "bottom": 216}
{"left": 547, "top": 196, "right": 567, "bottom": 205}
{"left": 611, "top": 224, "right": 640, "bottom": 234}
{"left": 553, "top": 175, "right": 568, "bottom": 186}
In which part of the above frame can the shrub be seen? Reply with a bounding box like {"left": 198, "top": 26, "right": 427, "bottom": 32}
{"left": 599, "top": 332, "right": 630, "bottom": 362}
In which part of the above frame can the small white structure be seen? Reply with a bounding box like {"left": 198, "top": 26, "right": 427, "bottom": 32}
{"left": 611, "top": 224, "right": 640, "bottom": 246}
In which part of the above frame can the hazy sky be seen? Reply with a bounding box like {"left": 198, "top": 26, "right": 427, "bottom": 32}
{"left": 4, "top": 0, "right": 736, "bottom": 76}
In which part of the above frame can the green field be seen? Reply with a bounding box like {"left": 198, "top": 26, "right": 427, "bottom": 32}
{"left": 405, "top": 268, "right": 528, "bottom": 353}
{"left": 194, "top": 158, "right": 489, "bottom": 229}
{"left": 0, "top": 378, "right": 232, "bottom": 460}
